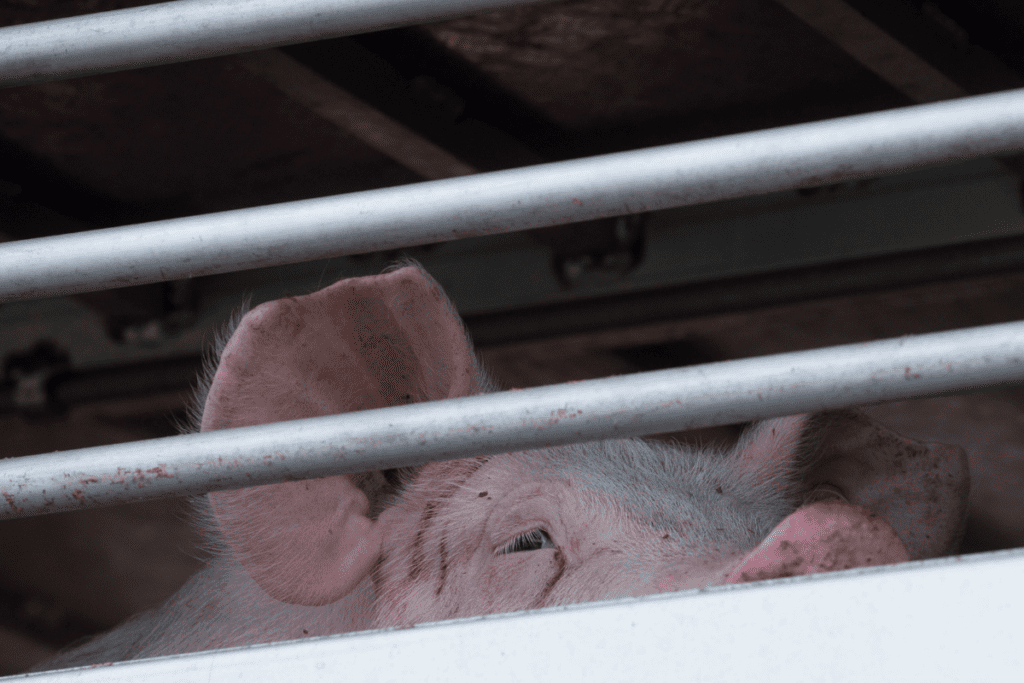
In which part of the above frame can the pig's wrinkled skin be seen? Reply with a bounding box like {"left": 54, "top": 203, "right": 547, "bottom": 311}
{"left": 37, "top": 265, "right": 969, "bottom": 669}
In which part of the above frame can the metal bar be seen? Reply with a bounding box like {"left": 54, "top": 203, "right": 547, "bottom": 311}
{"left": 0, "top": 0, "right": 558, "bottom": 88}
{"left": 3, "top": 88, "right": 1024, "bottom": 303}
{"left": 5, "top": 226, "right": 1022, "bottom": 415}
{"left": 23, "top": 548, "right": 1024, "bottom": 681}
{"left": 4, "top": 319, "right": 1024, "bottom": 520}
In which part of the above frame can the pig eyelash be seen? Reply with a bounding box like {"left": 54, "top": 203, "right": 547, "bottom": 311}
{"left": 497, "top": 529, "right": 555, "bottom": 555}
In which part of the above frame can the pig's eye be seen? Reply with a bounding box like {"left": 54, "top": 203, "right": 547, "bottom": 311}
{"left": 498, "top": 529, "right": 554, "bottom": 554}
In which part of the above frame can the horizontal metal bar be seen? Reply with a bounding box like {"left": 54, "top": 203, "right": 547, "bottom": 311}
{"left": 0, "top": 0, "right": 557, "bottom": 88}
{"left": 2, "top": 88, "right": 1024, "bottom": 303}
{"left": 6, "top": 227, "right": 1023, "bottom": 416}
{"left": 3, "top": 319, "right": 1024, "bottom": 520}
{"left": 23, "top": 548, "right": 1024, "bottom": 681}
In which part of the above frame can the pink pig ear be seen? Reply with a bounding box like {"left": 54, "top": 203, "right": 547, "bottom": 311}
{"left": 204, "top": 265, "right": 481, "bottom": 606}
{"left": 725, "top": 500, "right": 910, "bottom": 584}
{"left": 734, "top": 411, "right": 969, "bottom": 561}
{"left": 802, "top": 410, "right": 969, "bottom": 560}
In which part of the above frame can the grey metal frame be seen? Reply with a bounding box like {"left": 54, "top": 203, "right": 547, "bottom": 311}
{"left": 2, "top": 87, "right": 1024, "bottom": 303}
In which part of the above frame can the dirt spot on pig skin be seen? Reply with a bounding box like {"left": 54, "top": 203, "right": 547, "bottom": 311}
{"left": 436, "top": 536, "right": 449, "bottom": 596}
{"left": 532, "top": 550, "right": 567, "bottom": 608}
{"left": 737, "top": 541, "right": 806, "bottom": 582}
{"left": 478, "top": 491, "right": 488, "bottom": 498}
{"left": 729, "top": 501, "right": 911, "bottom": 583}
{"left": 408, "top": 501, "right": 439, "bottom": 581}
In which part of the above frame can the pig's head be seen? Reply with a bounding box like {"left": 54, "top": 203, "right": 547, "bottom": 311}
{"left": 201, "top": 265, "right": 969, "bottom": 629}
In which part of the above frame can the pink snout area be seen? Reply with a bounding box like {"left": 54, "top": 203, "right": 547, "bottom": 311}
{"left": 725, "top": 501, "right": 910, "bottom": 584}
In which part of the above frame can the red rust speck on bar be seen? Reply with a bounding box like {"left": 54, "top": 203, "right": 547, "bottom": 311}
{"left": 2, "top": 491, "right": 23, "bottom": 513}
{"left": 71, "top": 489, "right": 86, "bottom": 502}
{"left": 146, "top": 466, "right": 173, "bottom": 478}
{"left": 80, "top": 476, "right": 99, "bottom": 484}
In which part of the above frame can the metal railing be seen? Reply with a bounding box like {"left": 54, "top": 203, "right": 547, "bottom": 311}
{"left": 4, "top": 319, "right": 1024, "bottom": 520}
{"left": 0, "top": 0, "right": 558, "bottom": 87}
{"left": 3, "top": 1, "right": 1024, "bottom": 680}
{"left": 2, "top": 87, "right": 1024, "bottom": 303}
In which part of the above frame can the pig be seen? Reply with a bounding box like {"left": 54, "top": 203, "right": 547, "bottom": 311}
{"left": 36, "top": 263, "right": 969, "bottom": 670}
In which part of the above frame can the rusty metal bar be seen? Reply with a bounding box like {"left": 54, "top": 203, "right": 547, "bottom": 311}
{"left": 2, "top": 87, "right": 1024, "bottom": 303}
{"left": 4, "top": 318, "right": 1024, "bottom": 520}
{"left": 0, "top": 0, "right": 558, "bottom": 88}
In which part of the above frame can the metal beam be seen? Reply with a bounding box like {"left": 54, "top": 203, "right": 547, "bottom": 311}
{"left": 777, "top": 0, "right": 967, "bottom": 103}
{"left": 0, "top": 0, "right": 558, "bottom": 88}
{"left": 25, "top": 548, "right": 1024, "bottom": 681}
{"left": 234, "top": 50, "right": 478, "bottom": 180}
{"left": 465, "top": 232, "right": 1024, "bottom": 346}
{"left": 4, "top": 318, "right": 1024, "bottom": 520}
{"left": 777, "top": 0, "right": 1024, "bottom": 178}
{"left": 2, "top": 87, "right": 1024, "bottom": 304}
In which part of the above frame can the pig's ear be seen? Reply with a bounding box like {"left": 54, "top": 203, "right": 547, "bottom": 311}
{"left": 204, "top": 265, "right": 481, "bottom": 606}
{"left": 734, "top": 411, "right": 969, "bottom": 561}
{"left": 801, "top": 410, "right": 969, "bottom": 560}
{"left": 725, "top": 500, "right": 910, "bottom": 584}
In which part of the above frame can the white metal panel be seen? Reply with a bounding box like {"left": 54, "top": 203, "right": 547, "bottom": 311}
{"left": 17, "top": 548, "right": 1023, "bottom": 682}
